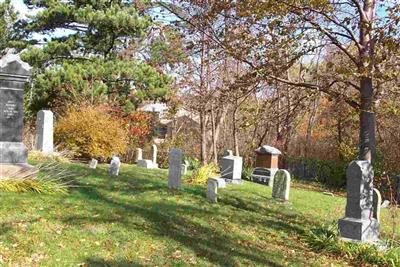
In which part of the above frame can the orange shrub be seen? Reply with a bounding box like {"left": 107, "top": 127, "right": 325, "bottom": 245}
{"left": 55, "top": 105, "right": 127, "bottom": 159}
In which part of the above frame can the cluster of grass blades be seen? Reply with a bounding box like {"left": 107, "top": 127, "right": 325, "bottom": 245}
{"left": 28, "top": 150, "right": 71, "bottom": 163}
{"left": 0, "top": 161, "right": 75, "bottom": 195}
{"left": 303, "top": 222, "right": 400, "bottom": 267}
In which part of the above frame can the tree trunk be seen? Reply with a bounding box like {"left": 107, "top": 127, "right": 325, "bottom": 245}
{"left": 359, "top": 77, "right": 375, "bottom": 162}
{"left": 210, "top": 103, "right": 218, "bottom": 164}
{"left": 358, "top": 0, "right": 376, "bottom": 163}
{"left": 200, "top": 109, "right": 208, "bottom": 164}
{"left": 233, "top": 105, "right": 239, "bottom": 156}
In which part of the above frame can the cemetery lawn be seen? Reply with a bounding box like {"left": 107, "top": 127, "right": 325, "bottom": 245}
{"left": 0, "top": 163, "right": 398, "bottom": 266}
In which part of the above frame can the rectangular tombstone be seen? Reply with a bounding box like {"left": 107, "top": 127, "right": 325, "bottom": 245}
{"left": 168, "top": 149, "right": 183, "bottom": 190}
{"left": 135, "top": 148, "right": 143, "bottom": 163}
{"left": 35, "top": 110, "right": 54, "bottom": 153}
{"left": 89, "top": 159, "right": 98, "bottom": 169}
{"left": 109, "top": 156, "right": 121, "bottom": 176}
{"left": 0, "top": 54, "right": 31, "bottom": 167}
{"left": 215, "top": 177, "right": 226, "bottom": 188}
{"left": 338, "top": 161, "right": 379, "bottom": 242}
{"left": 220, "top": 155, "right": 243, "bottom": 182}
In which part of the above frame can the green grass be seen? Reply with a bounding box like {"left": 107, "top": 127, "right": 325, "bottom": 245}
{"left": 0, "top": 162, "right": 398, "bottom": 266}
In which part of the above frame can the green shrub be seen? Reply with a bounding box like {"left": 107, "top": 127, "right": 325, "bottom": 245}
{"left": 186, "top": 163, "right": 219, "bottom": 185}
{"left": 242, "top": 166, "right": 254, "bottom": 181}
{"left": 55, "top": 105, "right": 128, "bottom": 159}
{"left": 186, "top": 157, "right": 201, "bottom": 171}
{"left": 286, "top": 157, "right": 346, "bottom": 188}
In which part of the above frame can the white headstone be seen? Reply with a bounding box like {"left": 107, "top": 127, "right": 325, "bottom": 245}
{"left": 137, "top": 159, "right": 157, "bottom": 169}
{"left": 135, "top": 148, "right": 143, "bottom": 163}
{"left": 215, "top": 177, "right": 226, "bottom": 188}
{"left": 181, "top": 163, "right": 188, "bottom": 175}
{"left": 168, "top": 149, "right": 183, "bottom": 190}
{"left": 272, "top": 169, "right": 291, "bottom": 201}
{"left": 338, "top": 161, "right": 379, "bottom": 242}
{"left": 207, "top": 178, "right": 218, "bottom": 203}
{"left": 109, "top": 156, "right": 121, "bottom": 176}
{"left": 373, "top": 188, "right": 382, "bottom": 223}
{"left": 35, "top": 110, "right": 54, "bottom": 153}
{"left": 89, "top": 159, "right": 98, "bottom": 169}
{"left": 152, "top": 144, "right": 157, "bottom": 165}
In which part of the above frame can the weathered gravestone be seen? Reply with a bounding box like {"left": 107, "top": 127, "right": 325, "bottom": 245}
{"left": 109, "top": 156, "right": 121, "bottom": 176}
{"left": 338, "top": 161, "right": 379, "bottom": 242}
{"left": 35, "top": 110, "right": 54, "bottom": 154}
{"left": 168, "top": 149, "right": 182, "bottom": 190}
{"left": 206, "top": 178, "right": 218, "bottom": 203}
{"left": 0, "top": 53, "right": 32, "bottom": 178}
{"left": 272, "top": 170, "right": 291, "bottom": 201}
{"left": 373, "top": 188, "right": 382, "bottom": 223}
{"left": 220, "top": 150, "right": 243, "bottom": 184}
{"left": 152, "top": 144, "right": 158, "bottom": 168}
{"left": 135, "top": 148, "right": 142, "bottom": 163}
{"left": 89, "top": 159, "right": 98, "bottom": 169}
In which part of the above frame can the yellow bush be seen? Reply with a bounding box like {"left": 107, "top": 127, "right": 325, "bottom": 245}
{"left": 55, "top": 105, "right": 127, "bottom": 159}
{"left": 186, "top": 163, "right": 219, "bottom": 185}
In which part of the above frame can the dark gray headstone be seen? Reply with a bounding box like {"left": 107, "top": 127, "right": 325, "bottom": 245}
{"left": 0, "top": 54, "right": 31, "bottom": 165}
{"left": 168, "top": 148, "right": 183, "bottom": 190}
{"left": 338, "top": 161, "right": 379, "bottom": 242}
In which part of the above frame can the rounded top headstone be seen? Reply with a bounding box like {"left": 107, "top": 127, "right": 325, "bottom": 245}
{"left": 255, "top": 145, "right": 282, "bottom": 155}
{"left": 0, "top": 53, "right": 32, "bottom": 77}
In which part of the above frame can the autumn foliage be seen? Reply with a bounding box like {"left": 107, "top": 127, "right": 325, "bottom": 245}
{"left": 55, "top": 105, "right": 128, "bottom": 159}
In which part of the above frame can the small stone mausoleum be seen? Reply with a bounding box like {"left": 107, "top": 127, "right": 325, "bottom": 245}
{"left": 252, "top": 145, "right": 282, "bottom": 186}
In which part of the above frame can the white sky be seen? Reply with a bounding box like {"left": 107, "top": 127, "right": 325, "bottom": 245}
{"left": 9, "top": 0, "right": 32, "bottom": 19}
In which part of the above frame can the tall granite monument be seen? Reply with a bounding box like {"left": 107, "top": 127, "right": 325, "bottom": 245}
{"left": 338, "top": 161, "right": 379, "bottom": 242}
{"left": 0, "top": 54, "right": 32, "bottom": 177}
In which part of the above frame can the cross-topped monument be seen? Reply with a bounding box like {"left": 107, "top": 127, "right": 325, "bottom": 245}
{"left": 0, "top": 53, "right": 32, "bottom": 177}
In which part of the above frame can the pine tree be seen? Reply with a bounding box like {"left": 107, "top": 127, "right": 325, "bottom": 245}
{"left": 21, "top": 0, "right": 171, "bottom": 116}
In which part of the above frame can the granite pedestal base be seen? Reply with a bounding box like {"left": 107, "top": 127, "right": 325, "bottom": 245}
{"left": 338, "top": 217, "right": 379, "bottom": 242}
